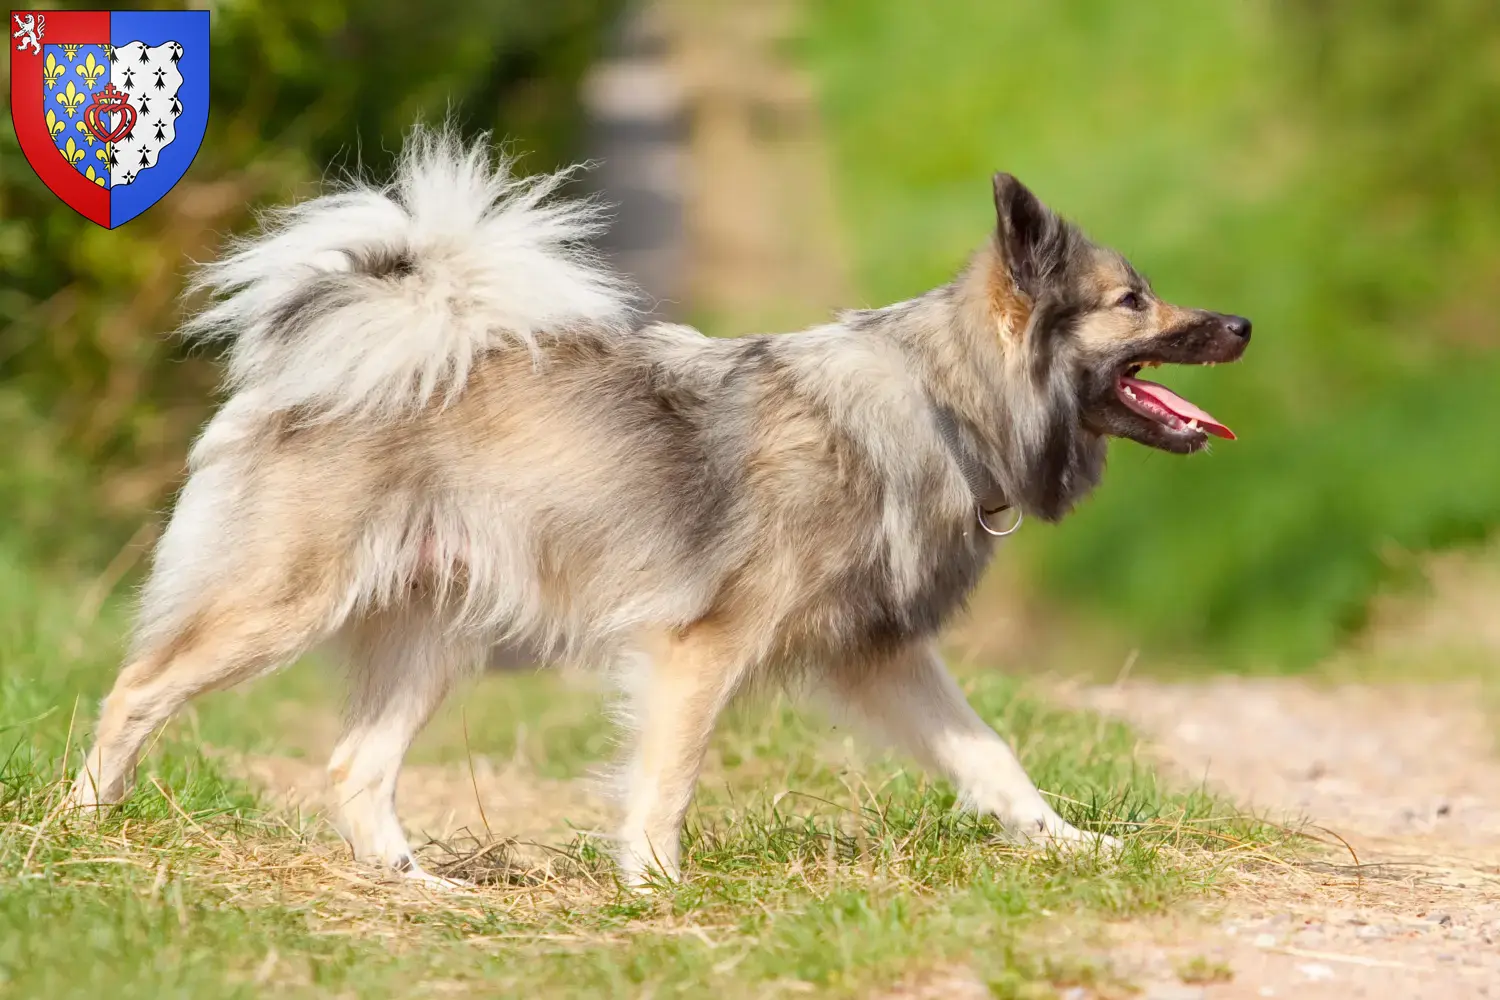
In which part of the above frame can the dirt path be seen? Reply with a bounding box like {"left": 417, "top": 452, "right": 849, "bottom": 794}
{"left": 1072, "top": 676, "right": 1500, "bottom": 999}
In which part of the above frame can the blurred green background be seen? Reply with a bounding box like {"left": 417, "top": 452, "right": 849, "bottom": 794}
{"left": 2, "top": 0, "right": 1498, "bottom": 670}
{"left": 804, "top": 0, "right": 1500, "bottom": 668}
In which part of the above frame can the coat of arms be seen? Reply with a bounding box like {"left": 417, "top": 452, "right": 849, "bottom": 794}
{"left": 10, "top": 9, "right": 209, "bottom": 228}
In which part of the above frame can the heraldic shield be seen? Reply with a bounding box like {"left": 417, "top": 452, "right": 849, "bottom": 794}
{"left": 10, "top": 9, "right": 209, "bottom": 229}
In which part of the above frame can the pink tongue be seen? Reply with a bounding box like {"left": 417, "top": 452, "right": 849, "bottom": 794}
{"left": 1121, "top": 376, "right": 1235, "bottom": 440}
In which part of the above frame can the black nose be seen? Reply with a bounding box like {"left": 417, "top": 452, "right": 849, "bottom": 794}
{"left": 1222, "top": 314, "right": 1252, "bottom": 341}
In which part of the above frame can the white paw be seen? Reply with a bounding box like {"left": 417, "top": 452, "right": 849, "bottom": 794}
{"left": 616, "top": 834, "right": 681, "bottom": 891}
{"left": 399, "top": 865, "right": 477, "bottom": 891}
{"left": 65, "top": 772, "right": 117, "bottom": 812}
{"left": 1012, "top": 813, "right": 1122, "bottom": 854}
{"left": 620, "top": 872, "right": 679, "bottom": 894}
{"left": 1053, "top": 827, "right": 1123, "bottom": 854}
{"left": 616, "top": 855, "right": 680, "bottom": 892}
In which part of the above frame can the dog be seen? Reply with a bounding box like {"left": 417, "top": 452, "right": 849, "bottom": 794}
{"left": 68, "top": 127, "right": 1250, "bottom": 886}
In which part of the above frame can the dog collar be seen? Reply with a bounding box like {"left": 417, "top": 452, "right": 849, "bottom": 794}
{"left": 931, "top": 404, "right": 1023, "bottom": 537}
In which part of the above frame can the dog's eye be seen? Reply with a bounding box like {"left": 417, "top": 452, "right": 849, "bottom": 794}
{"left": 1115, "top": 291, "right": 1143, "bottom": 311}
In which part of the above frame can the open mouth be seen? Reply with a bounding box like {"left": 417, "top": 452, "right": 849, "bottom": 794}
{"left": 1115, "top": 362, "right": 1235, "bottom": 441}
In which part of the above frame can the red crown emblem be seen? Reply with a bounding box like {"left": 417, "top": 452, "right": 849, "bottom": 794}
{"left": 83, "top": 82, "right": 136, "bottom": 145}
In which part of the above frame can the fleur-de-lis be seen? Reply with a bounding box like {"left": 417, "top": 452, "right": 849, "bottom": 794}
{"left": 75, "top": 119, "right": 97, "bottom": 146}
{"left": 95, "top": 143, "right": 113, "bottom": 166}
{"left": 85, "top": 166, "right": 106, "bottom": 187}
{"left": 61, "top": 44, "right": 82, "bottom": 62}
{"left": 55, "top": 82, "right": 87, "bottom": 119}
{"left": 75, "top": 52, "right": 106, "bottom": 89}
{"left": 59, "top": 137, "right": 85, "bottom": 166}
{"left": 43, "top": 54, "right": 65, "bottom": 91}
{"left": 45, "top": 110, "right": 65, "bottom": 141}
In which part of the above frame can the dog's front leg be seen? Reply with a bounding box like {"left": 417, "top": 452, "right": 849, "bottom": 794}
{"left": 828, "top": 640, "right": 1118, "bottom": 850}
{"left": 615, "top": 626, "right": 746, "bottom": 887}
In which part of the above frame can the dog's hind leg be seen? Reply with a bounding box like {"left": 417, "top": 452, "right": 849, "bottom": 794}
{"left": 326, "top": 606, "right": 483, "bottom": 884}
{"left": 826, "top": 640, "right": 1119, "bottom": 851}
{"left": 614, "top": 625, "right": 749, "bottom": 886}
{"left": 68, "top": 575, "right": 341, "bottom": 810}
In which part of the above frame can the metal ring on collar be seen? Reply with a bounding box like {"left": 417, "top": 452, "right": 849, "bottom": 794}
{"left": 977, "top": 504, "right": 1023, "bottom": 537}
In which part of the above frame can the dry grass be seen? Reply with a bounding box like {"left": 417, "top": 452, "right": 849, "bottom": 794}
{"left": 1, "top": 665, "right": 1295, "bottom": 998}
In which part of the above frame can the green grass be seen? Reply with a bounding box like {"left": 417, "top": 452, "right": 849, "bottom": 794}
{"left": 0, "top": 545, "right": 1287, "bottom": 998}
{"left": 800, "top": 0, "right": 1500, "bottom": 669}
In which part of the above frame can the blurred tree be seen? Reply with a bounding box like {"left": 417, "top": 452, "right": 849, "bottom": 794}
{"left": 1287, "top": 0, "right": 1500, "bottom": 200}
{"left": 1281, "top": 0, "right": 1500, "bottom": 351}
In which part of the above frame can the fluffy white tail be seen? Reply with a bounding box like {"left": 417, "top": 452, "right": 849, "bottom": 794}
{"left": 184, "top": 126, "right": 636, "bottom": 420}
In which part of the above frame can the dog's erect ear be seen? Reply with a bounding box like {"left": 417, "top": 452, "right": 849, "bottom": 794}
{"left": 992, "top": 172, "right": 1067, "bottom": 299}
